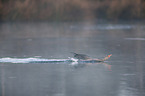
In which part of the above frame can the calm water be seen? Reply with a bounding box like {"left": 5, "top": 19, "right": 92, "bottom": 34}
{"left": 0, "top": 21, "right": 145, "bottom": 96}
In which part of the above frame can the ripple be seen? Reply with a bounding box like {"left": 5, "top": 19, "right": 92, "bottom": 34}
{"left": 125, "top": 38, "right": 145, "bottom": 41}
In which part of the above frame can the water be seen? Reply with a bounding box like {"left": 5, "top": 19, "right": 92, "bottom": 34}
{"left": 0, "top": 21, "right": 145, "bottom": 96}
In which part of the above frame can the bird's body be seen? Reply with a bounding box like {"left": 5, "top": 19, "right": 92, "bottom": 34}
{"left": 71, "top": 52, "right": 112, "bottom": 62}
{"left": 71, "top": 52, "right": 90, "bottom": 60}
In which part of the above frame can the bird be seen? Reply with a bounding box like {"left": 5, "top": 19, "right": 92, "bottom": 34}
{"left": 71, "top": 52, "right": 112, "bottom": 62}
{"left": 71, "top": 52, "right": 90, "bottom": 60}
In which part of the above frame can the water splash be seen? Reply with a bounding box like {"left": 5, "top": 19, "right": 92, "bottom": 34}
{"left": 0, "top": 57, "right": 72, "bottom": 64}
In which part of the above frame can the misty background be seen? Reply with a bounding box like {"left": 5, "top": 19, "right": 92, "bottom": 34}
{"left": 0, "top": 0, "right": 145, "bottom": 21}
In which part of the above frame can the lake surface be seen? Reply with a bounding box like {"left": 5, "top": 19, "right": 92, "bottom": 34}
{"left": 0, "top": 21, "right": 145, "bottom": 96}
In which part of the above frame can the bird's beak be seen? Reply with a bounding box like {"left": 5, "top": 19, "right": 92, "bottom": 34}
{"left": 108, "top": 54, "right": 112, "bottom": 58}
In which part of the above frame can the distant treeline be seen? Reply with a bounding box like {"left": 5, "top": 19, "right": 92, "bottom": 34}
{"left": 0, "top": 0, "right": 145, "bottom": 21}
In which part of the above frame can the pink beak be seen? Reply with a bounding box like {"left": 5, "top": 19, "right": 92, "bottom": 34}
{"left": 108, "top": 54, "right": 112, "bottom": 58}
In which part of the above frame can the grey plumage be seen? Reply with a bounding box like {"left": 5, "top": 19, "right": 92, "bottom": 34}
{"left": 71, "top": 52, "right": 90, "bottom": 60}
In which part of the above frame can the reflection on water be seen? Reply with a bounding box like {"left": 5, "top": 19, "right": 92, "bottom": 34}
{"left": 71, "top": 62, "right": 112, "bottom": 71}
{"left": 0, "top": 22, "right": 145, "bottom": 96}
